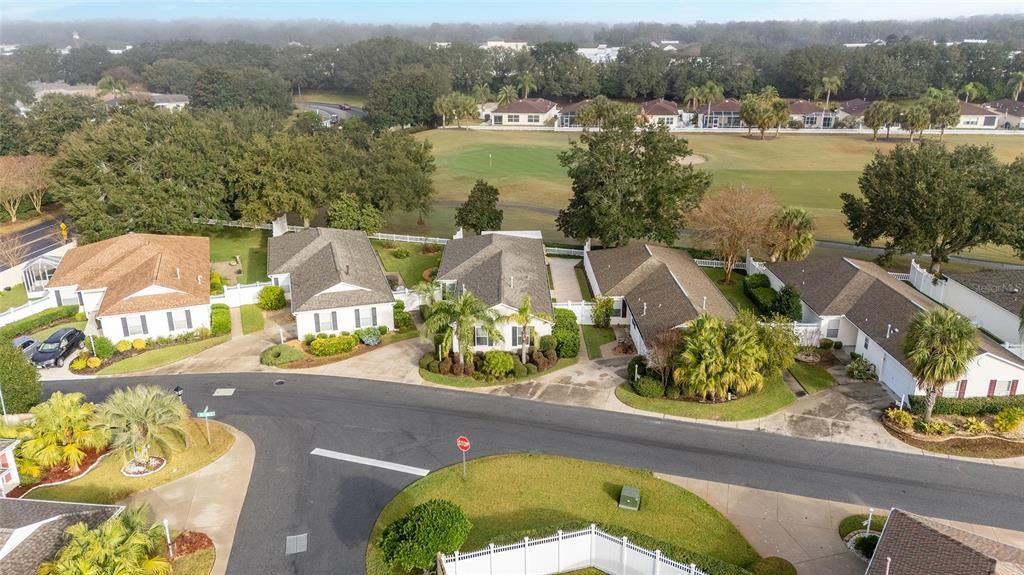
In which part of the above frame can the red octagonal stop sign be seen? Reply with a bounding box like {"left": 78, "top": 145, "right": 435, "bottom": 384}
{"left": 457, "top": 436, "right": 471, "bottom": 452}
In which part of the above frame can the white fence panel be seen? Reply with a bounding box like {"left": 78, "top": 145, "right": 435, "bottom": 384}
{"left": 192, "top": 217, "right": 273, "bottom": 231}
{"left": 624, "top": 541, "right": 657, "bottom": 575}
{"left": 908, "top": 259, "right": 946, "bottom": 303}
{"left": 368, "top": 232, "right": 449, "bottom": 245}
{"left": 218, "top": 281, "right": 274, "bottom": 308}
{"left": 693, "top": 258, "right": 746, "bottom": 271}
{"left": 0, "top": 295, "right": 58, "bottom": 328}
{"left": 559, "top": 531, "right": 592, "bottom": 572}
{"left": 791, "top": 322, "right": 822, "bottom": 346}
{"left": 888, "top": 272, "right": 911, "bottom": 282}
{"left": 592, "top": 531, "right": 621, "bottom": 574}
{"left": 554, "top": 301, "right": 594, "bottom": 325}
{"left": 525, "top": 535, "right": 559, "bottom": 574}
{"left": 545, "top": 247, "right": 584, "bottom": 257}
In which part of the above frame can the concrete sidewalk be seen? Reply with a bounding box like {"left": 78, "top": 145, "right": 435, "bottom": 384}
{"left": 548, "top": 257, "right": 583, "bottom": 301}
{"left": 124, "top": 423, "right": 255, "bottom": 575}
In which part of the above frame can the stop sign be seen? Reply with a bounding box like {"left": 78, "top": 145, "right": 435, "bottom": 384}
{"left": 457, "top": 436, "right": 471, "bottom": 452}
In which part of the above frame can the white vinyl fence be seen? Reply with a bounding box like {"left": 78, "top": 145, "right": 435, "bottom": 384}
{"left": 210, "top": 281, "right": 275, "bottom": 308}
{"left": 908, "top": 259, "right": 946, "bottom": 303}
{"left": 554, "top": 301, "right": 595, "bottom": 325}
{"left": 693, "top": 258, "right": 746, "bottom": 272}
{"left": 368, "top": 232, "right": 449, "bottom": 246}
{"left": 440, "top": 525, "right": 709, "bottom": 575}
{"left": 545, "top": 246, "right": 585, "bottom": 257}
{"left": 391, "top": 286, "right": 427, "bottom": 310}
{"left": 0, "top": 294, "right": 59, "bottom": 328}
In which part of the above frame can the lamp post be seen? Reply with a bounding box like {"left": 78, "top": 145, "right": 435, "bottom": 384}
{"left": 163, "top": 518, "right": 173, "bottom": 559}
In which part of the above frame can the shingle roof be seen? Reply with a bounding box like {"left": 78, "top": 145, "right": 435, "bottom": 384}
{"left": 766, "top": 257, "right": 1023, "bottom": 369}
{"left": 708, "top": 98, "right": 741, "bottom": 113}
{"left": 944, "top": 270, "right": 1024, "bottom": 316}
{"left": 587, "top": 244, "right": 736, "bottom": 341}
{"left": 641, "top": 98, "right": 679, "bottom": 116}
{"left": 558, "top": 99, "right": 591, "bottom": 114}
{"left": 437, "top": 233, "right": 552, "bottom": 317}
{"left": 960, "top": 101, "right": 997, "bottom": 116}
{"left": 839, "top": 98, "right": 871, "bottom": 117}
{"left": 866, "top": 509, "right": 1024, "bottom": 575}
{"left": 787, "top": 99, "right": 827, "bottom": 115}
{"left": 984, "top": 99, "right": 1024, "bottom": 117}
{"left": 492, "top": 98, "right": 557, "bottom": 114}
{"left": 0, "top": 499, "right": 122, "bottom": 575}
{"left": 268, "top": 228, "right": 394, "bottom": 313}
{"left": 47, "top": 233, "right": 210, "bottom": 316}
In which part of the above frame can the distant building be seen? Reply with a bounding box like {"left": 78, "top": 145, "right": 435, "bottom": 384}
{"left": 703, "top": 98, "right": 743, "bottom": 128}
{"left": 640, "top": 98, "right": 680, "bottom": 127}
{"left": 843, "top": 39, "right": 886, "bottom": 48}
{"left": 0, "top": 44, "right": 20, "bottom": 56}
{"left": 836, "top": 98, "right": 871, "bottom": 127}
{"left": 984, "top": 99, "right": 1024, "bottom": 129}
{"left": 556, "top": 99, "right": 591, "bottom": 128}
{"left": 577, "top": 44, "right": 620, "bottom": 63}
{"left": 432, "top": 42, "right": 451, "bottom": 49}
{"left": 787, "top": 99, "right": 836, "bottom": 128}
{"left": 480, "top": 41, "right": 529, "bottom": 51}
{"left": 489, "top": 98, "right": 558, "bottom": 126}
{"left": 106, "top": 44, "right": 133, "bottom": 55}
{"left": 957, "top": 101, "right": 999, "bottom": 129}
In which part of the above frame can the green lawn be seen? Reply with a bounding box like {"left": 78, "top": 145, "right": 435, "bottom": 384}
{"left": 839, "top": 513, "right": 887, "bottom": 538}
{"left": 788, "top": 362, "right": 838, "bottom": 394}
{"left": 582, "top": 325, "right": 615, "bottom": 359}
{"left": 171, "top": 547, "right": 215, "bottom": 575}
{"left": 204, "top": 226, "right": 269, "bottom": 284}
{"left": 240, "top": 304, "right": 264, "bottom": 334}
{"left": 0, "top": 283, "right": 28, "bottom": 312}
{"left": 96, "top": 336, "right": 230, "bottom": 375}
{"left": 296, "top": 90, "right": 367, "bottom": 108}
{"left": 31, "top": 321, "right": 87, "bottom": 342}
{"left": 575, "top": 263, "right": 594, "bottom": 300}
{"left": 372, "top": 240, "right": 443, "bottom": 287}
{"left": 615, "top": 375, "right": 795, "bottom": 421}
{"left": 700, "top": 268, "right": 757, "bottom": 313}
{"left": 27, "top": 420, "right": 234, "bottom": 504}
{"left": 366, "top": 454, "right": 759, "bottom": 575}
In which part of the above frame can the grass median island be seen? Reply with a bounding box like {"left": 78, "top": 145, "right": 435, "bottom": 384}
{"left": 26, "top": 419, "right": 234, "bottom": 504}
{"left": 372, "top": 240, "right": 443, "bottom": 287}
{"left": 240, "top": 304, "right": 264, "bottom": 334}
{"left": 0, "top": 283, "right": 28, "bottom": 312}
{"left": 787, "top": 362, "right": 838, "bottom": 394}
{"left": 615, "top": 375, "right": 795, "bottom": 422}
{"left": 366, "top": 453, "right": 760, "bottom": 575}
{"left": 582, "top": 325, "right": 615, "bottom": 359}
{"left": 95, "top": 335, "right": 230, "bottom": 375}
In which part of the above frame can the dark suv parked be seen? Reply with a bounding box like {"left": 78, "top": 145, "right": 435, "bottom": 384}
{"left": 31, "top": 328, "right": 85, "bottom": 368}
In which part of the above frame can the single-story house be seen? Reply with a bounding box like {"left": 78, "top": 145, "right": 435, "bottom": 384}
{"left": 763, "top": 257, "right": 1024, "bottom": 400}
{"left": 703, "top": 98, "right": 743, "bottom": 128}
{"left": 787, "top": 99, "right": 836, "bottom": 128}
{"left": 0, "top": 499, "right": 124, "bottom": 575}
{"left": 984, "top": 99, "right": 1024, "bottom": 129}
{"left": 835, "top": 98, "right": 871, "bottom": 127}
{"left": 577, "top": 45, "right": 619, "bottom": 63}
{"left": 957, "top": 101, "right": 999, "bottom": 129}
{"left": 557, "top": 99, "right": 591, "bottom": 128}
{"left": 937, "top": 268, "right": 1023, "bottom": 348}
{"left": 268, "top": 228, "right": 394, "bottom": 339}
{"left": 436, "top": 231, "right": 553, "bottom": 353}
{"left": 584, "top": 243, "right": 736, "bottom": 355}
{"left": 640, "top": 98, "right": 680, "bottom": 127}
{"left": 0, "top": 438, "right": 20, "bottom": 496}
{"left": 46, "top": 233, "right": 212, "bottom": 344}
{"left": 489, "top": 98, "right": 559, "bottom": 126}
{"left": 866, "top": 508, "right": 1024, "bottom": 575}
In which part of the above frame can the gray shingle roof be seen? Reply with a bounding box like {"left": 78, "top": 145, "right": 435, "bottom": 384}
{"left": 0, "top": 499, "right": 122, "bottom": 575}
{"left": 268, "top": 228, "right": 394, "bottom": 313}
{"left": 492, "top": 98, "right": 557, "bottom": 114}
{"left": 867, "top": 509, "right": 1024, "bottom": 575}
{"left": 587, "top": 243, "right": 736, "bottom": 341}
{"left": 437, "top": 234, "right": 552, "bottom": 317}
{"left": 944, "top": 269, "right": 1024, "bottom": 317}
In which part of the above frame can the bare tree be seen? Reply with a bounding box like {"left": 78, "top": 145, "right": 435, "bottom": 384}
{"left": 0, "top": 233, "right": 29, "bottom": 268}
{"left": 688, "top": 186, "right": 779, "bottom": 283}
{"left": 646, "top": 329, "right": 682, "bottom": 387}
{"left": 0, "top": 155, "right": 52, "bottom": 221}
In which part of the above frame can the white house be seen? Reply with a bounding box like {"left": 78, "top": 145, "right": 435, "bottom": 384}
{"left": 577, "top": 45, "right": 620, "bottom": 63}
{"left": 957, "top": 101, "right": 999, "bottom": 129}
{"left": 436, "top": 231, "right": 553, "bottom": 353}
{"left": 584, "top": 243, "right": 736, "bottom": 355}
{"left": 640, "top": 98, "right": 680, "bottom": 128}
{"left": 763, "top": 257, "right": 1024, "bottom": 400}
{"left": 46, "top": 234, "right": 212, "bottom": 344}
{"left": 983, "top": 99, "right": 1024, "bottom": 129}
{"left": 556, "top": 99, "right": 590, "bottom": 128}
{"left": 0, "top": 438, "right": 20, "bottom": 496}
{"left": 703, "top": 99, "right": 743, "bottom": 128}
{"left": 835, "top": 98, "right": 871, "bottom": 127}
{"left": 490, "top": 98, "right": 559, "bottom": 126}
{"left": 268, "top": 228, "right": 395, "bottom": 340}
{"left": 788, "top": 99, "right": 836, "bottom": 128}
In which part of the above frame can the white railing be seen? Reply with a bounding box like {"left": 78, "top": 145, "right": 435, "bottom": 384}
{"left": 693, "top": 258, "right": 746, "bottom": 271}
{"left": 192, "top": 217, "right": 274, "bottom": 231}
{"left": 391, "top": 286, "right": 429, "bottom": 310}
{"left": 907, "top": 259, "right": 946, "bottom": 303}
{"left": 554, "top": 301, "right": 595, "bottom": 325}
{"left": 368, "top": 232, "right": 449, "bottom": 245}
{"left": 791, "top": 322, "right": 823, "bottom": 346}
{"left": 0, "top": 295, "right": 58, "bottom": 328}
{"left": 214, "top": 281, "right": 275, "bottom": 308}
{"left": 545, "top": 247, "right": 585, "bottom": 257}
{"left": 440, "top": 524, "right": 709, "bottom": 575}
{"left": 888, "top": 272, "right": 911, "bottom": 282}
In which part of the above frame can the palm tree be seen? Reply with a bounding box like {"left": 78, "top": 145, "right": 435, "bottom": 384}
{"left": 1008, "top": 72, "right": 1024, "bottom": 101}
{"left": 21, "top": 391, "right": 109, "bottom": 472}
{"left": 700, "top": 81, "right": 724, "bottom": 128}
{"left": 96, "top": 385, "right": 190, "bottom": 468}
{"left": 721, "top": 313, "right": 767, "bottom": 397}
{"left": 424, "top": 291, "right": 502, "bottom": 364}
{"left": 412, "top": 280, "right": 440, "bottom": 312}
{"left": 496, "top": 84, "right": 518, "bottom": 106}
{"left": 959, "top": 82, "right": 984, "bottom": 103}
{"left": 901, "top": 104, "right": 930, "bottom": 142}
{"left": 517, "top": 72, "right": 537, "bottom": 99}
{"left": 504, "top": 294, "right": 553, "bottom": 364}
{"left": 766, "top": 207, "right": 815, "bottom": 262}
{"left": 40, "top": 505, "right": 171, "bottom": 575}
{"left": 96, "top": 74, "right": 129, "bottom": 107}
{"left": 673, "top": 315, "right": 728, "bottom": 401}
{"left": 820, "top": 75, "right": 842, "bottom": 127}
{"left": 771, "top": 98, "right": 789, "bottom": 136}
{"left": 903, "top": 309, "right": 978, "bottom": 422}
{"left": 684, "top": 85, "right": 702, "bottom": 118}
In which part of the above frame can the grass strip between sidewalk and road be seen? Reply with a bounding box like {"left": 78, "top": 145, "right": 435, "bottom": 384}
{"left": 581, "top": 325, "right": 615, "bottom": 359}
{"left": 615, "top": 375, "right": 795, "bottom": 422}
{"left": 240, "top": 304, "right": 265, "bottom": 334}
{"left": 96, "top": 336, "right": 230, "bottom": 375}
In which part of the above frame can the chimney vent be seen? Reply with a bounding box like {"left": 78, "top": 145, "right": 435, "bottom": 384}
{"left": 176, "top": 267, "right": 180, "bottom": 279}
{"left": 345, "top": 264, "right": 350, "bottom": 275}
{"left": 642, "top": 302, "right": 647, "bottom": 316}
{"left": 197, "top": 275, "right": 202, "bottom": 285}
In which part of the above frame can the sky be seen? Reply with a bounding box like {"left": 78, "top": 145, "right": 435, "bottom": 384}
{"left": 2, "top": 0, "right": 1022, "bottom": 23}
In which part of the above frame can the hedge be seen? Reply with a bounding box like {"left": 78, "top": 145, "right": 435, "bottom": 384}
{"left": 310, "top": 334, "right": 357, "bottom": 356}
{"left": 0, "top": 344, "right": 42, "bottom": 413}
{"left": 0, "top": 305, "right": 79, "bottom": 342}
{"left": 538, "top": 334, "right": 557, "bottom": 352}
{"left": 483, "top": 351, "right": 514, "bottom": 376}
{"left": 257, "top": 285, "right": 287, "bottom": 311}
{"left": 627, "top": 355, "right": 648, "bottom": 379}
{"left": 553, "top": 327, "right": 579, "bottom": 358}
{"left": 553, "top": 308, "right": 577, "bottom": 331}
{"left": 632, "top": 376, "right": 665, "bottom": 398}
{"left": 749, "top": 287, "right": 777, "bottom": 313}
{"left": 907, "top": 394, "right": 1024, "bottom": 417}
{"left": 211, "top": 304, "right": 232, "bottom": 336}
{"left": 89, "top": 335, "right": 115, "bottom": 359}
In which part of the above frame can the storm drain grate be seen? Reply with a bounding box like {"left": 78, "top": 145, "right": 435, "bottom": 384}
{"left": 285, "top": 533, "right": 307, "bottom": 555}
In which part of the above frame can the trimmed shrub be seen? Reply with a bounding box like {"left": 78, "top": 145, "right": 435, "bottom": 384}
{"left": 116, "top": 340, "right": 133, "bottom": 352}
{"left": 380, "top": 500, "right": 472, "bottom": 572}
{"left": 0, "top": 305, "right": 79, "bottom": 342}
{"left": 743, "top": 273, "right": 770, "bottom": 293}
{"left": 394, "top": 301, "right": 415, "bottom": 331}
{"left": 427, "top": 360, "right": 440, "bottom": 373}
{"left": 833, "top": 339, "right": 844, "bottom": 350}
{"left": 512, "top": 359, "right": 528, "bottom": 378}
{"left": 627, "top": 355, "right": 648, "bottom": 379}
{"left": 914, "top": 419, "right": 955, "bottom": 436}
{"left": 304, "top": 333, "right": 316, "bottom": 345}
{"left": 451, "top": 362, "right": 464, "bottom": 376}
{"left": 884, "top": 407, "right": 913, "bottom": 430}
{"left": 381, "top": 240, "right": 397, "bottom": 249}
{"left": 525, "top": 363, "right": 538, "bottom": 375}
{"left": 818, "top": 338, "right": 834, "bottom": 350}
{"left": 750, "top": 287, "right": 777, "bottom": 313}
{"left": 543, "top": 349, "right": 557, "bottom": 363}
{"left": 538, "top": 335, "right": 557, "bottom": 352}
{"left": 419, "top": 353, "right": 435, "bottom": 369}
{"left": 211, "top": 304, "right": 231, "bottom": 336}
{"left": 483, "top": 351, "right": 514, "bottom": 377}
{"left": 421, "top": 244, "right": 441, "bottom": 254}
{"left": 962, "top": 416, "right": 989, "bottom": 434}
{"left": 210, "top": 271, "right": 224, "bottom": 295}
{"left": 257, "top": 286, "right": 287, "bottom": 311}
{"left": 378, "top": 325, "right": 389, "bottom": 335}
{"left": 846, "top": 356, "right": 878, "bottom": 381}
{"left": 907, "top": 395, "right": 1024, "bottom": 417}
{"left": 0, "top": 345, "right": 42, "bottom": 412}
{"left": 260, "top": 344, "right": 305, "bottom": 366}
{"left": 90, "top": 336, "right": 115, "bottom": 359}
{"left": 439, "top": 358, "right": 452, "bottom": 375}
{"left": 854, "top": 535, "right": 879, "bottom": 559}
{"left": 592, "top": 297, "right": 614, "bottom": 328}
{"left": 531, "top": 350, "right": 551, "bottom": 371}
{"left": 309, "top": 335, "right": 357, "bottom": 357}
{"left": 86, "top": 356, "right": 102, "bottom": 369}
{"left": 750, "top": 557, "right": 798, "bottom": 575}
{"left": 131, "top": 338, "right": 146, "bottom": 350}
{"left": 553, "top": 327, "right": 580, "bottom": 358}
{"left": 70, "top": 355, "right": 88, "bottom": 371}
{"left": 553, "top": 308, "right": 577, "bottom": 331}
{"left": 775, "top": 285, "right": 803, "bottom": 321}
{"left": 74, "top": 311, "right": 87, "bottom": 321}
{"left": 356, "top": 328, "right": 382, "bottom": 346}
{"left": 993, "top": 407, "right": 1024, "bottom": 433}
{"left": 632, "top": 376, "right": 665, "bottom": 398}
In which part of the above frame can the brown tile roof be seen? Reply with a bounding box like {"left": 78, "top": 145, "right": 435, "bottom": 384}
{"left": 268, "top": 228, "right": 393, "bottom": 313}
{"left": 708, "top": 98, "right": 741, "bottom": 113}
{"left": 492, "top": 98, "right": 557, "bottom": 114}
{"left": 587, "top": 244, "right": 736, "bottom": 341}
{"left": 641, "top": 98, "right": 679, "bottom": 116}
{"left": 558, "top": 99, "right": 591, "bottom": 114}
{"left": 839, "top": 98, "right": 871, "bottom": 117}
{"left": 437, "top": 233, "right": 552, "bottom": 317}
{"left": 960, "top": 101, "right": 997, "bottom": 116}
{"left": 0, "top": 499, "right": 122, "bottom": 575}
{"left": 47, "top": 233, "right": 210, "bottom": 316}
{"left": 944, "top": 269, "right": 1024, "bottom": 316}
{"left": 787, "top": 99, "right": 827, "bottom": 115}
{"left": 766, "top": 257, "right": 1023, "bottom": 369}
{"left": 867, "top": 509, "right": 1024, "bottom": 575}
{"left": 984, "top": 99, "right": 1024, "bottom": 117}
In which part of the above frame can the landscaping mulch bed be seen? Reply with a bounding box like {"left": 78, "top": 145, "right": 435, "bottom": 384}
{"left": 7, "top": 449, "right": 107, "bottom": 498}
{"left": 173, "top": 530, "right": 214, "bottom": 556}
{"left": 882, "top": 419, "right": 1024, "bottom": 459}
{"left": 70, "top": 336, "right": 222, "bottom": 374}
{"left": 275, "top": 330, "right": 418, "bottom": 369}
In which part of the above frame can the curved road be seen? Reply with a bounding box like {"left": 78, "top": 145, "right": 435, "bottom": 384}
{"left": 47, "top": 373, "right": 1024, "bottom": 574}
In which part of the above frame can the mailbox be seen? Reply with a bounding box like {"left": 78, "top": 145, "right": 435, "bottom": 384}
{"left": 619, "top": 485, "right": 640, "bottom": 511}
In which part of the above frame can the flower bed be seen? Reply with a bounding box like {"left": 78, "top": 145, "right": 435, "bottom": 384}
{"left": 121, "top": 456, "right": 167, "bottom": 477}
{"left": 6, "top": 449, "right": 107, "bottom": 498}
{"left": 69, "top": 330, "right": 220, "bottom": 374}
{"left": 261, "top": 327, "right": 418, "bottom": 369}
{"left": 881, "top": 407, "right": 1024, "bottom": 458}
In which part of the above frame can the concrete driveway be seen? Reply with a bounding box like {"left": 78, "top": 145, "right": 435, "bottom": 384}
{"left": 548, "top": 257, "right": 583, "bottom": 301}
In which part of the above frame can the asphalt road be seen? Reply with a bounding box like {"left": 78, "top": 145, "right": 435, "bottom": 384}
{"left": 299, "top": 102, "right": 367, "bottom": 126}
{"left": 46, "top": 373, "right": 1024, "bottom": 575}
{"left": 0, "top": 219, "right": 69, "bottom": 271}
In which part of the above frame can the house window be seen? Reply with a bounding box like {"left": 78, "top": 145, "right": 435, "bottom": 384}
{"left": 493, "top": 115, "right": 503, "bottom": 125}
{"left": 319, "top": 312, "right": 337, "bottom": 332}
{"left": 963, "top": 118, "right": 978, "bottom": 126}
{"left": 941, "top": 381, "right": 961, "bottom": 397}
{"left": 993, "top": 380, "right": 1013, "bottom": 397}
{"left": 511, "top": 326, "right": 532, "bottom": 347}
{"left": 527, "top": 114, "right": 540, "bottom": 123}
{"left": 983, "top": 116, "right": 996, "bottom": 126}
{"left": 355, "top": 308, "right": 377, "bottom": 328}
{"left": 825, "top": 319, "right": 840, "bottom": 339}
{"left": 474, "top": 327, "right": 491, "bottom": 347}
{"left": 126, "top": 315, "right": 146, "bottom": 336}
{"left": 168, "top": 309, "right": 190, "bottom": 331}
{"left": 863, "top": 337, "right": 869, "bottom": 350}
{"left": 507, "top": 114, "right": 520, "bottom": 123}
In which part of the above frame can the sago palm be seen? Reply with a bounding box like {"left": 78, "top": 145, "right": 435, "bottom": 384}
{"left": 504, "top": 294, "right": 552, "bottom": 364}
{"left": 424, "top": 291, "right": 502, "bottom": 364}
{"left": 40, "top": 505, "right": 171, "bottom": 575}
{"left": 903, "top": 309, "right": 978, "bottom": 421}
{"left": 497, "top": 84, "right": 518, "bottom": 105}
{"left": 21, "top": 391, "right": 109, "bottom": 472}
{"left": 674, "top": 315, "right": 728, "bottom": 401}
{"left": 96, "top": 385, "right": 190, "bottom": 467}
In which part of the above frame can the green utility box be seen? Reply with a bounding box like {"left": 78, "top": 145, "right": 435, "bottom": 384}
{"left": 619, "top": 485, "right": 640, "bottom": 511}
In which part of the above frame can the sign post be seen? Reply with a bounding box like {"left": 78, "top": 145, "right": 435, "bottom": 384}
{"left": 457, "top": 436, "right": 471, "bottom": 480}
{"left": 196, "top": 406, "right": 216, "bottom": 445}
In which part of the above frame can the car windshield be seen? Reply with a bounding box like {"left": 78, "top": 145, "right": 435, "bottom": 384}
{"left": 19, "top": 341, "right": 34, "bottom": 350}
{"left": 38, "top": 342, "right": 61, "bottom": 352}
